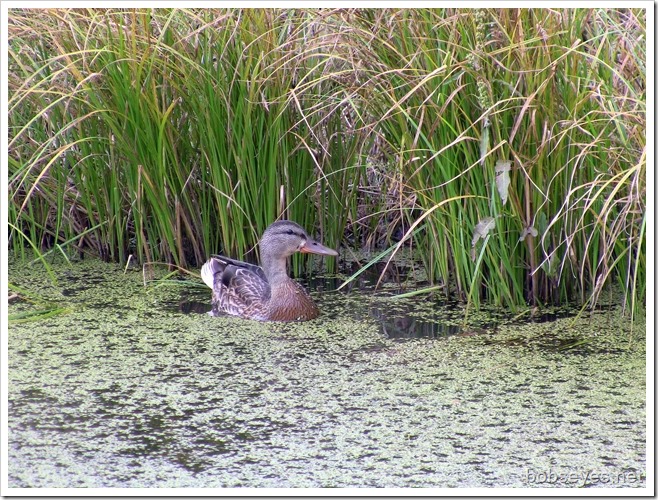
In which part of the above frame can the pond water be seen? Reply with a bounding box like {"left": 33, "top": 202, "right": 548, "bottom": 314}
{"left": 6, "top": 257, "right": 647, "bottom": 489}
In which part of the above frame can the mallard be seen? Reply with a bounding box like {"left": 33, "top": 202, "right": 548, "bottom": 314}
{"left": 200, "top": 220, "right": 338, "bottom": 321}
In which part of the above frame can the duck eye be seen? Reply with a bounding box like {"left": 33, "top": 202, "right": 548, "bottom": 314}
{"left": 287, "top": 229, "right": 294, "bottom": 235}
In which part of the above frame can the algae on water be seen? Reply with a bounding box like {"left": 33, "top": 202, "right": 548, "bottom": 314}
{"left": 7, "top": 257, "right": 646, "bottom": 488}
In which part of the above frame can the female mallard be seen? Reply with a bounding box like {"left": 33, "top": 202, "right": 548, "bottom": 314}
{"left": 200, "top": 220, "right": 338, "bottom": 321}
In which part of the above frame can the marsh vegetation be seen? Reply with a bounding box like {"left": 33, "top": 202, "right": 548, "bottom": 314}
{"left": 8, "top": 8, "right": 646, "bottom": 316}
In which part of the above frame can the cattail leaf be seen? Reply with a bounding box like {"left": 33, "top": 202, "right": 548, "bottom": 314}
{"left": 519, "top": 226, "right": 539, "bottom": 242}
{"left": 479, "top": 123, "right": 490, "bottom": 166}
{"left": 471, "top": 216, "right": 496, "bottom": 247}
{"left": 541, "top": 251, "right": 559, "bottom": 278}
{"left": 495, "top": 160, "right": 511, "bottom": 205}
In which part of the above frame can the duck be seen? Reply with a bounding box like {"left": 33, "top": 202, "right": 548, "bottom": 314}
{"left": 200, "top": 220, "right": 338, "bottom": 321}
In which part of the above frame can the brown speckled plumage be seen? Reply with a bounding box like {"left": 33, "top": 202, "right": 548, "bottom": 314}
{"left": 200, "top": 221, "right": 338, "bottom": 322}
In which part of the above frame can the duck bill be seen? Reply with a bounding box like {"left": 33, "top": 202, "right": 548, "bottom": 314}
{"left": 300, "top": 240, "right": 339, "bottom": 256}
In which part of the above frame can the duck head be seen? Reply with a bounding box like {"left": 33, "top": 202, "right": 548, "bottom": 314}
{"left": 260, "top": 220, "right": 338, "bottom": 282}
{"left": 261, "top": 220, "right": 338, "bottom": 258}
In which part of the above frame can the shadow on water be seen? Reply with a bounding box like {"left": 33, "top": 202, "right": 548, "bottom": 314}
{"left": 175, "top": 260, "right": 462, "bottom": 339}
{"left": 175, "top": 260, "right": 582, "bottom": 341}
{"left": 177, "top": 291, "right": 465, "bottom": 340}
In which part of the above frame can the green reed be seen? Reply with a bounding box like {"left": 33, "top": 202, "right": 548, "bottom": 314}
{"left": 286, "top": 8, "right": 646, "bottom": 317}
{"left": 8, "top": 8, "right": 366, "bottom": 276}
{"left": 8, "top": 8, "right": 645, "bottom": 318}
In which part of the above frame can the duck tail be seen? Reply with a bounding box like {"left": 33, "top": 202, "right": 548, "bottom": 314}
{"left": 200, "top": 258, "right": 221, "bottom": 289}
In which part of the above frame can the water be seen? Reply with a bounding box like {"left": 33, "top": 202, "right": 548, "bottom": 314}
{"left": 175, "top": 264, "right": 579, "bottom": 341}
{"left": 175, "top": 286, "right": 467, "bottom": 340}
{"left": 7, "top": 258, "right": 647, "bottom": 489}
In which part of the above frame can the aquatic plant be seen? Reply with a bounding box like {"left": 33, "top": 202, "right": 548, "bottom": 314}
{"left": 8, "top": 8, "right": 646, "bottom": 319}
{"left": 8, "top": 8, "right": 362, "bottom": 271}
{"left": 284, "top": 8, "right": 646, "bottom": 317}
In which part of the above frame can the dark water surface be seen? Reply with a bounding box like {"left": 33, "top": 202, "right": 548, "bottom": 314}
{"left": 7, "top": 258, "right": 646, "bottom": 489}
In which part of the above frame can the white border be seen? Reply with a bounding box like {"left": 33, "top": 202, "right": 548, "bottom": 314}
{"left": 2, "top": 1, "right": 653, "bottom": 497}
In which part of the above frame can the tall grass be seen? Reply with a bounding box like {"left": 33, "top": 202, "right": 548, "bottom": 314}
{"left": 8, "top": 8, "right": 365, "bottom": 273}
{"left": 8, "top": 8, "right": 646, "bottom": 317}
{"left": 286, "top": 8, "right": 646, "bottom": 316}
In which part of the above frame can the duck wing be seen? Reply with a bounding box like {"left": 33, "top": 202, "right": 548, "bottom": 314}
{"left": 212, "top": 255, "right": 267, "bottom": 282}
{"left": 200, "top": 256, "right": 271, "bottom": 319}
